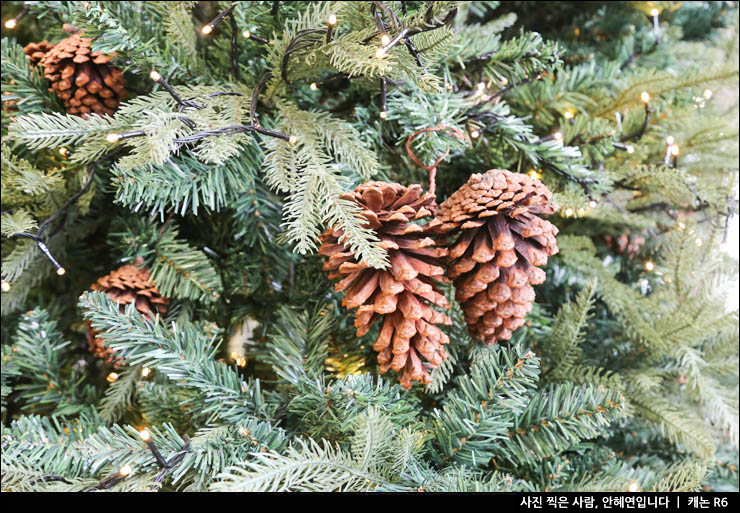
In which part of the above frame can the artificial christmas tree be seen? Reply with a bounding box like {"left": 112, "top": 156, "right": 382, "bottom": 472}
{"left": 437, "top": 169, "right": 559, "bottom": 344}
{"left": 319, "top": 181, "right": 451, "bottom": 389}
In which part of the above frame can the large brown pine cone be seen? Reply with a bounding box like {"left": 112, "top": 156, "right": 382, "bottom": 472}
{"left": 87, "top": 263, "right": 169, "bottom": 368}
{"left": 437, "top": 169, "right": 559, "bottom": 345}
{"left": 319, "top": 182, "right": 452, "bottom": 389}
{"left": 28, "top": 33, "right": 125, "bottom": 117}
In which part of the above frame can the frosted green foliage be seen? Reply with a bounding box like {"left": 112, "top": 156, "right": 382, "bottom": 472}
{"left": 264, "top": 103, "right": 387, "bottom": 268}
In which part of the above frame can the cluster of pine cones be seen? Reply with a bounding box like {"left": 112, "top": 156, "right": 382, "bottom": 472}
{"left": 319, "top": 169, "right": 559, "bottom": 389}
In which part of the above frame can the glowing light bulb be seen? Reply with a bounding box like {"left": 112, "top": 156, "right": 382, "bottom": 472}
{"left": 56, "top": 267, "right": 66, "bottom": 276}
{"left": 379, "top": 111, "right": 387, "bottom": 119}
{"left": 589, "top": 200, "right": 597, "bottom": 208}
{"left": 476, "top": 82, "right": 486, "bottom": 92}
{"left": 242, "top": 29, "right": 251, "bottom": 39}
{"left": 577, "top": 207, "right": 586, "bottom": 216}
{"left": 118, "top": 464, "right": 132, "bottom": 477}
{"left": 327, "top": 14, "right": 337, "bottom": 26}
{"left": 703, "top": 89, "right": 712, "bottom": 100}
{"left": 470, "top": 129, "right": 480, "bottom": 139}
{"left": 666, "top": 135, "right": 674, "bottom": 145}
{"left": 695, "top": 238, "right": 703, "bottom": 247}
{"left": 627, "top": 481, "right": 640, "bottom": 492}
{"left": 553, "top": 131, "right": 563, "bottom": 140}
{"left": 671, "top": 144, "right": 679, "bottom": 156}
{"left": 1, "top": 280, "right": 10, "bottom": 292}
{"left": 288, "top": 135, "right": 298, "bottom": 145}
{"left": 106, "top": 133, "right": 121, "bottom": 143}
{"left": 310, "top": 82, "right": 318, "bottom": 90}
{"left": 141, "top": 367, "right": 151, "bottom": 377}
{"left": 380, "top": 34, "right": 390, "bottom": 45}
{"left": 139, "top": 430, "right": 151, "bottom": 442}
{"left": 237, "top": 357, "right": 247, "bottom": 367}
{"left": 719, "top": 241, "right": 729, "bottom": 253}
{"left": 650, "top": 9, "right": 659, "bottom": 16}
{"left": 528, "top": 169, "right": 537, "bottom": 179}
{"left": 201, "top": 24, "right": 213, "bottom": 35}
{"left": 149, "top": 70, "right": 162, "bottom": 82}
{"left": 644, "top": 261, "right": 655, "bottom": 271}
{"left": 5, "top": 19, "right": 17, "bottom": 29}
{"left": 59, "top": 147, "right": 69, "bottom": 156}
{"left": 564, "top": 111, "right": 573, "bottom": 119}
{"left": 640, "top": 91, "right": 650, "bottom": 103}
{"left": 500, "top": 77, "right": 508, "bottom": 86}
{"left": 626, "top": 145, "right": 635, "bottom": 153}
{"left": 375, "top": 47, "right": 386, "bottom": 59}
{"left": 677, "top": 222, "right": 686, "bottom": 230}
{"left": 564, "top": 207, "right": 574, "bottom": 217}
{"left": 107, "top": 372, "right": 119, "bottom": 383}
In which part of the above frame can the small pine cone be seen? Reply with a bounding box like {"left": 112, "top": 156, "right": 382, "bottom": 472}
{"left": 87, "top": 263, "right": 169, "bottom": 368}
{"left": 605, "top": 230, "right": 646, "bottom": 259}
{"left": 437, "top": 169, "right": 559, "bottom": 345}
{"left": 23, "top": 41, "right": 56, "bottom": 66}
{"left": 319, "top": 182, "right": 452, "bottom": 389}
{"left": 31, "top": 33, "right": 126, "bottom": 117}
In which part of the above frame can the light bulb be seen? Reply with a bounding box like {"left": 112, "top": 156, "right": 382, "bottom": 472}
{"left": 695, "top": 238, "right": 703, "bottom": 247}
{"left": 589, "top": 200, "right": 597, "bottom": 208}
{"left": 59, "top": 147, "right": 69, "bottom": 156}
{"left": 201, "top": 24, "right": 213, "bottom": 35}
{"left": 141, "top": 367, "right": 151, "bottom": 377}
{"left": 242, "top": 29, "right": 251, "bottom": 39}
{"left": 677, "top": 222, "right": 686, "bottom": 230}
{"left": 310, "top": 82, "right": 318, "bottom": 90}
{"left": 4, "top": 19, "right": 17, "bottom": 29}
{"left": 106, "top": 133, "right": 121, "bottom": 143}
{"left": 564, "top": 207, "right": 574, "bottom": 217}
{"left": 500, "top": 77, "right": 508, "bottom": 86}
{"left": 56, "top": 267, "right": 66, "bottom": 276}
{"left": 703, "top": 89, "right": 712, "bottom": 100}
{"left": 470, "top": 129, "right": 480, "bottom": 139}
{"left": 118, "top": 464, "right": 132, "bottom": 477}
{"left": 327, "top": 14, "right": 337, "bottom": 26}
{"left": 1, "top": 280, "right": 10, "bottom": 292}
{"left": 553, "top": 131, "right": 563, "bottom": 140}
{"left": 627, "top": 481, "right": 640, "bottom": 492}
{"left": 626, "top": 145, "right": 635, "bottom": 153}
{"left": 107, "top": 372, "right": 119, "bottom": 383}
{"left": 288, "top": 135, "right": 298, "bottom": 145}
{"left": 640, "top": 91, "right": 650, "bottom": 103}
{"left": 379, "top": 111, "right": 387, "bottom": 119}
{"left": 719, "top": 241, "right": 729, "bottom": 253}
{"left": 237, "top": 357, "right": 247, "bottom": 367}
{"left": 650, "top": 8, "right": 659, "bottom": 16}
{"left": 528, "top": 169, "right": 537, "bottom": 179}
{"left": 644, "top": 261, "right": 655, "bottom": 271}
{"left": 375, "top": 47, "right": 386, "bottom": 59}
{"left": 139, "top": 430, "right": 151, "bottom": 442}
{"left": 666, "top": 135, "right": 674, "bottom": 145}
{"left": 476, "top": 82, "right": 486, "bottom": 92}
{"left": 564, "top": 111, "right": 573, "bottom": 119}
{"left": 380, "top": 34, "right": 390, "bottom": 45}
{"left": 671, "top": 144, "right": 679, "bottom": 156}
{"left": 149, "top": 70, "right": 162, "bottom": 82}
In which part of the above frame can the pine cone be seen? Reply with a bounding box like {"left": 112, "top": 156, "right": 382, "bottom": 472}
{"left": 437, "top": 169, "right": 559, "bottom": 345}
{"left": 28, "top": 33, "right": 125, "bottom": 117}
{"left": 605, "top": 230, "right": 646, "bottom": 259}
{"left": 319, "top": 182, "right": 452, "bottom": 389}
{"left": 87, "top": 263, "right": 169, "bottom": 368}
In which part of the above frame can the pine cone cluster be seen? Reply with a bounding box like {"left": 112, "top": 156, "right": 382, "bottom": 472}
{"left": 437, "top": 169, "right": 559, "bottom": 345}
{"left": 319, "top": 182, "right": 452, "bottom": 389}
{"left": 87, "top": 263, "right": 169, "bottom": 368}
{"left": 25, "top": 33, "right": 125, "bottom": 117}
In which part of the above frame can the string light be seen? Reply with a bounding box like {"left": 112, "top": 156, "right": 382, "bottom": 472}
{"left": 627, "top": 481, "right": 640, "bottom": 492}
{"left": 310, "top": 82, "right": 318, "bottom": 91}
{"left": 236, "top": 357, "right": 247, "bottom": 367}
{"left": 56, "top": 267, "right": 66, "bottom": 276}
{"left": 118, "top": 465, "right": 132, "bottom": 477}
{"left": 380, "top": 34, "right": 390, "bottom": 46}
{"left": 327, "top": 14, "right": 337, "bottom": 26}
{"left": 470, "top": 129, "right": 480, "bottom": 139}
{"left": 242, "top": 29, "right": 251, "bottom": 39}
{"left": 589, "top": 200, "right": 597, "bottom": 208}
{"left": 106, "top": 133, "right": 121, "bottom": 143}
{"left": 107, "top": 372, "right": 119, "bottom": 383}
{"left": 626, "top": 144, "right": 635, "bottom": 153}
{"left": 719, "top": 241, "right": 729, "bottom": 253}
{"left": 375, "top": 47, "right": 386, "bottom": 59}
{"left": 201, "top": 4, "right": 236, "bottom": 37}
{"left": 563, "top": 110, "right": 573, "bottom": 120}
{"left": 666, "top": 136, "right": 674, "bottom": 145}
{"left": 695, "top": 238, "right": 703, "bottom": 247}
{"left": 650, "top": 8, "right": 659, "bottom": 16}
{"left": 288, "top": 135, "right": 298, "bottom": 145}
{"left": 564, "top": 207, "right": 574, "bottom": 217}
{"left": 671, "top": 144, "right": 679, "bottom": 168}
{"left": 640, "top": 91, "right": 650, "bottom": 103}
{"left": 326, "top": 14, "right": 337, "bottom": 42}
{"left": 553, "top": 131, "right": 563, "bottom": 141}
{"left": 644, "top": 260, "right": 655, "bottom": 271}
{"left": 1, "top": 280, "right": 10, "bottom": 292}
{"left": 476, "top": 82, "right": 486, "bottom": 92}
{"left": 141, "top": 367, "right": 151, "bottom": 377}
{"left": 379, "top": 111, "right": 387, "bottom": 119}
{"left": 650, "top": 9, "right": 660, "bottom": 40}
{"left": 58, "top": 147, "right": 69, "bottom": 157}
{"left": 677, "top": 221, "right": 686, "bottom": 230}
{"left": 201, "top": 24, "right": 213, "bottom": 35}
{"left": 4, "top": 19, "right": 17, "bottom": 29}
{"left": 139, "top": 430, "right": 151, "bottom": 442}
{"left": 106, "top": 130, "right": 146, "bottom": 143}
{"left": 703, "top": 89, "right": 712, "bottom": 100}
